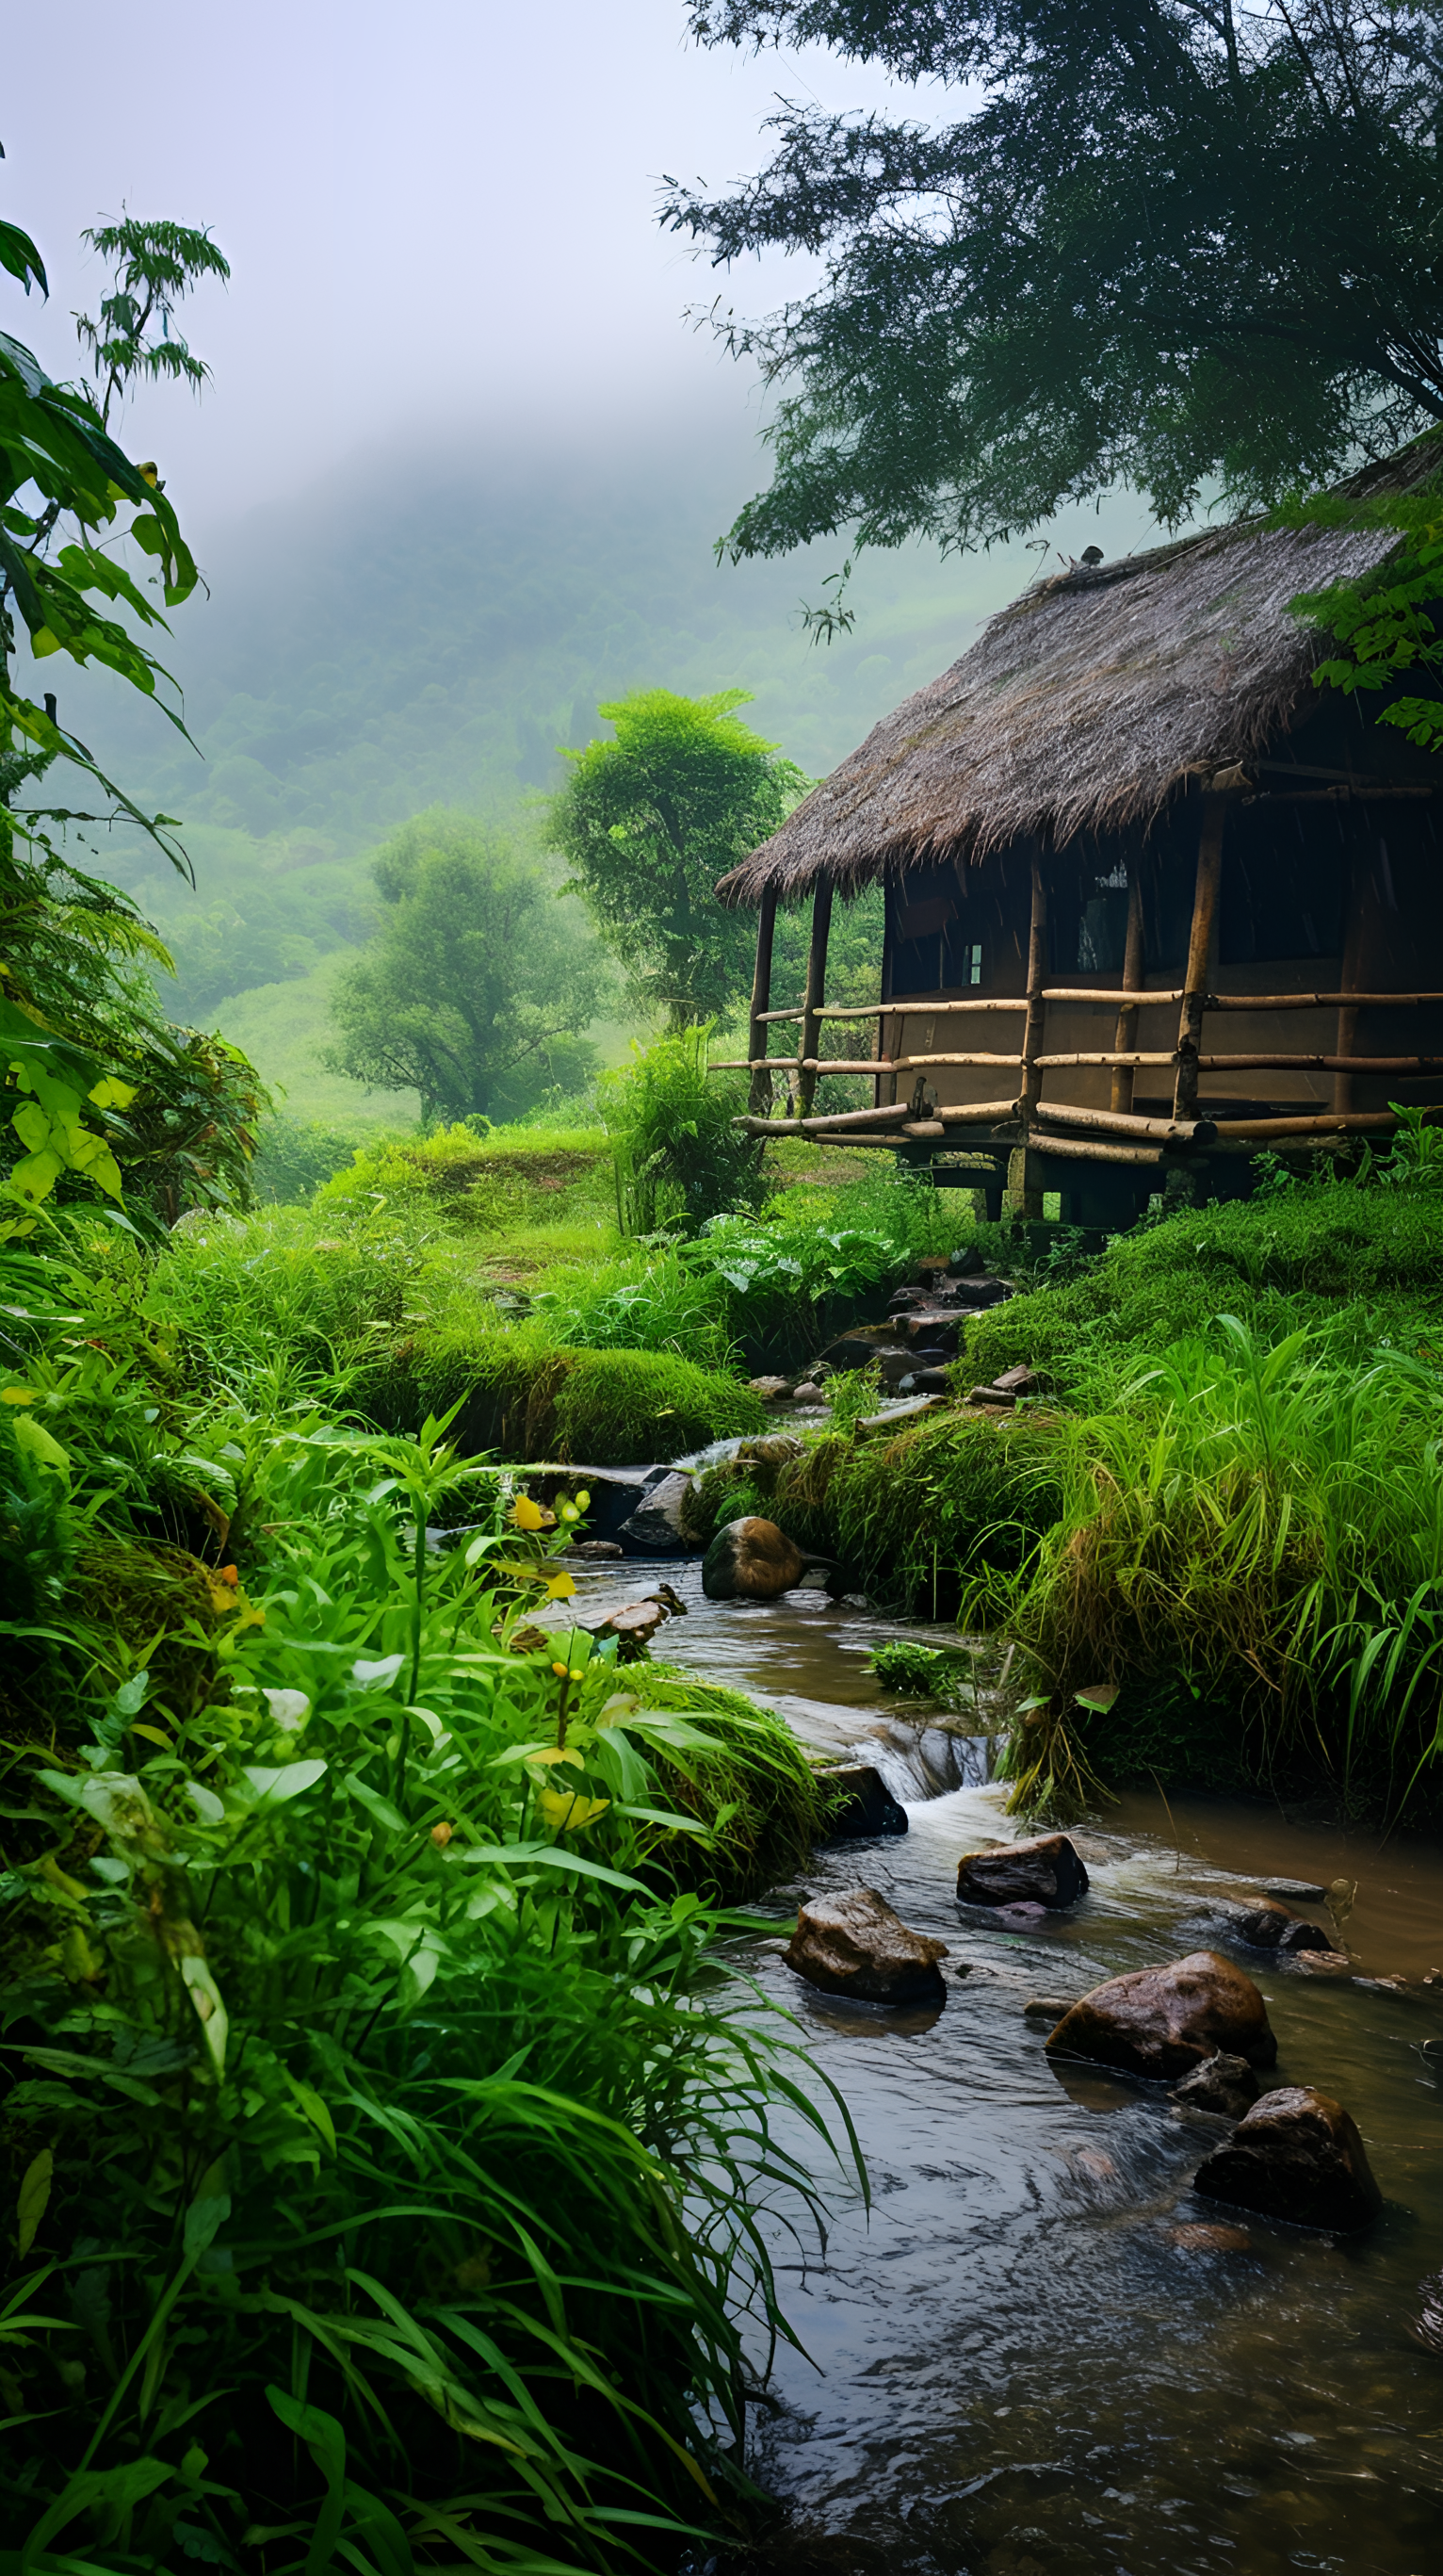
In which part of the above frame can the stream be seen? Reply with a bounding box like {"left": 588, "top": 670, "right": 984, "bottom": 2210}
{"left": 566, "top": 1557, "right": 1443, "bottom": 2576}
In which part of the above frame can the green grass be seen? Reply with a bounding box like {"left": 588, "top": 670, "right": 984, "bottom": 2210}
{"left": 964, "top": 1181, "right": 1443, "bottom": 1401}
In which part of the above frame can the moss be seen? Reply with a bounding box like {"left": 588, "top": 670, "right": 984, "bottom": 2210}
{"left": 357, "top": 1327, "right": 766, "bottom": 1465}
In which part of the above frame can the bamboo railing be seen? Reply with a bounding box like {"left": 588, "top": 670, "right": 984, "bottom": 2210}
{"left": 713, "top": 793, "right": 1443, "bottom": 1169}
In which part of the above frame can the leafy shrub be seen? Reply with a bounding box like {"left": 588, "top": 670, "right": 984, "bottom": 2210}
{"left": 0, "top": 1263, "right": 851, "bottom": 2571}
{"left": 600, "top": 1030, "right": 764, "bottom": 1233}
{"left": 250, "top": 1112, "right": 375, "bottom": 1204}
{"left": 530, "top": 1247, "right": 738, "bottom": 1372}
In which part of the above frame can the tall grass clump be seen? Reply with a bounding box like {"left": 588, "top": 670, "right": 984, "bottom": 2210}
{"left": 965, "top": 1317, "right": 1443, "bottom": 1816}
{"left": 601, "top": 1032, "right": 764, "bottom": 1234}
{"left": 0, "top": 1232, "right": 854, "bottom": 2572}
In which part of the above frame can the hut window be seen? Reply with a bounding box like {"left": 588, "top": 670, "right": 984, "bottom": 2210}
{"left": 1051, "top": 861, "right": 1131, "bottom": 973}
{"left": 1219, "top": 838, "right": 1345, "bottom": 964}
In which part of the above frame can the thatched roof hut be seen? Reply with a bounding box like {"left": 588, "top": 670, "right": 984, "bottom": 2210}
{"left": 712, "top": 450, "right": 1443, "bottom": 1231}
{"left": 717, "top": 446, "right": 1440, "bottom": 909}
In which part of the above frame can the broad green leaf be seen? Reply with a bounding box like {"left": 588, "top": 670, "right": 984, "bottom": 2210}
{"left": 15, "top": 2148, "right": 52, "bottom": 2258}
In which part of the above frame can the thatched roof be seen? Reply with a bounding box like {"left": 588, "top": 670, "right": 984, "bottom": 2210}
{"left": 717, "top": 445, "right": 1442, "bottom": 906}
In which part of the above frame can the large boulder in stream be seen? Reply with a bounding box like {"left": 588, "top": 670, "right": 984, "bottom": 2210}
{"left": 786, "top": 1886, "right": 948, "bottom": 2004}
{"left": 956, "top": 1833, "right": 1089, "bottom": 1911}
{"left": 1193, "top": 2086, "right": 1383, "bottom": 2233}
{"left": 703, "top": 1516, "right": 805, "bottom": 1599}
{"left": 1046, "top": 1950, "right": 1277, "bottom": 2080}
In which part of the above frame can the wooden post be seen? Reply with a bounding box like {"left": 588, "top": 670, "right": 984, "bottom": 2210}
{"left": 1173, "top": 796, "right": 1226, "bottom": 1120}
{"left": 1333, "top": 849, "right": 1384, "bottom": 1115}
{"left": 747, "top": 884, "right": 778, "bottom": 1117}
{"left": 1111, "top": 863, "right": 1145, "bottom": 1114}
{"left": 1007, "top": 848, "right": 1048, "bottom": 1217}
{"left": 798, "top": 874, "right": 834, "bottom": 1115}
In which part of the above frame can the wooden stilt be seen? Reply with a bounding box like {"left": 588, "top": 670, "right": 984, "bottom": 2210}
{"left": 1173, "top": 796, "right": 1226, "bottom": 1120}
{"left": 1111, "top": 863, "right": 1145, "bottom": 1114}
{"left": 747, "top": 885, "right": 778, "bottom": 1117}
{"left": 798, "top": 876, "right": 834, "bottom": 1116}
{"left": 1008, "top": 848, "right": 1049, "bottom": 1217}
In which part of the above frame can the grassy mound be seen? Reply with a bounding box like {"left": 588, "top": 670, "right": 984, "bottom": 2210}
{"left": 964, "top": 1182, "right": 1443, "bottom": 1399}
{"left": 362, "top": 1326, "right": 768, "bottom": 1462}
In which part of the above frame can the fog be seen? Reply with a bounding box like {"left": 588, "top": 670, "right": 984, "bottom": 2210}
{"left": 7, "top": 4, "right": 1156, "bottom": 873}
{"left": 5, "top": 0, "right": 912, "bottom": 529}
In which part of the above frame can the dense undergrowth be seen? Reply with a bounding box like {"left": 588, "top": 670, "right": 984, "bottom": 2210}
{"left": 686, "top": 1163, "right": 1443, "bottom": 1823}
{"left": 0, "top": 1213, "right": 853, "bottom": 2574}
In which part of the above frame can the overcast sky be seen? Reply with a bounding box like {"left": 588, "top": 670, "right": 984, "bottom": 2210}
{"left": 4, "top": 1, "right": 925, "bottom": 538}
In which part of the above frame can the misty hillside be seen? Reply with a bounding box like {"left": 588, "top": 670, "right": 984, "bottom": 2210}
{"left": 49, "top": 432, "right": 1146, "bottom": 1123}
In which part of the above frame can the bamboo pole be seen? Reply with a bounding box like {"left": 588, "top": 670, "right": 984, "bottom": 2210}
{"left": 746, "top": 885, "right": 778, "bottom": 1117}
{"left": 1009, "top": 851, "right": 1049, "bottom": 1217}
{"left": 1205, "top": 990, "right": 1443, "bottom": 1010}
{"left": 1035, "top": 1102, "right": 1214, "bottom": 1146}
{"left": 1041, "top": 986, "right": 1185, "bottom": 1006}
{"left": 1174, "top": 794, "right": 1226, "bottom": 1119}
{"left": 797, "top": 876, "right": 834, "bottom": 1116}
{"left": 1210, "top": 1110, "right": 1412, "bottom": 1139}
{"left": 1111, "top": 866, "right": 1146, "bottom": 1114}
{"left": 1198, "top": 1052, "right": 1443, "bottom": 1073}
{"left": 1035, "top": 1051, "right": 1178, "bottom": 1068}
{"left": 1032, "top": 1133, "right": 1168, "bottom": 1168}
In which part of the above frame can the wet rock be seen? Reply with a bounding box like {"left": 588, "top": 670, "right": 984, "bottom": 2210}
{"left": 1216, "top": 1896, "right": 1333, "bottom": 1952}
{"left": 992, "top": 1364, "right": 1041, "bottom": 1398}
{"left": 737, "top": 1433, "right": 806, "bottom": 1468}
{"left": 748, "top": 1375, "right": 795, "bottom": 1403}
{"left": 1022, "top": 1996, "right": 1078, "bottom": 2022}
{"left": 994, "top": 1899, "right": 1050, "bottom": 1926}
{"left": 1170, "top": 2051, "right": 1260, "bottom": 2119}
{"left": 565, "top": 1538, "right": 624, "bottom": 1558}
{"left": 956, "top": 1833, "right": 1089, "bottom": 1912}
{"left": 615, "top": 1471, "right": 695, "bottom": 1554}
{"left": 702, "top": 1516, "right": 804, "bottom": 1600}
{"left": 900, "top": 1366, "right": 952, "bottom": 1395}
{"left": 1261, "top": 1877, "right": 1328, "bottom": 1903}
{"left": 1193, "top": 2085, "right": 1383, "bottom": 2233}
{"left": 1291, "top": 1948, "right": 1353, "bottom": 1976}
{"left": 785, "top": 1886, "right": 948, "bottom": 2003}
{"left": 791, "top": 1381, "right": 826, "bottom": 1406}
{"left": 1169, "top": 2222, "right": 1252, "bottom": 2254}
{"left": 818, "top": 1764, "right": 909, "bottom": 1840}
{"left": 1046, "top": 1950, "right": 1277, "bottom": 2080}
{"left": 589, "top": 1597, "right": 671, "bottom": 1660}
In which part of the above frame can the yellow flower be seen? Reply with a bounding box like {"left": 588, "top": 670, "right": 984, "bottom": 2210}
{"left": 537, "top": 1787, "right": 610, "bottom": 1834}
{"left": 510, "top": 1494, "right": 554, "bottom": 1531}
{"left": 430, "top": 1821, "right": 454, "bottom": 1848}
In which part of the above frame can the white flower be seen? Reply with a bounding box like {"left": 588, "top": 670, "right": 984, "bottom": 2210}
{"left": 264, "top": 1688, "right": 311, "bottom": 1733}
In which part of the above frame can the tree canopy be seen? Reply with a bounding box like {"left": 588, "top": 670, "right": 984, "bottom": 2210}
{"left": 663, "top": 3, "right": 1443, "bottom": 561}
{"left": 545, "top": 688, "right": 806, "bottom": 1027}
{"left": 327, "top": 811, "right": 611, "bottom": 1121}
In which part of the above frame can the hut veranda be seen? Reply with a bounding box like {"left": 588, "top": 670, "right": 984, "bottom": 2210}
{"left": 713, "top": 466, "right": 1443, "bottom": 1227}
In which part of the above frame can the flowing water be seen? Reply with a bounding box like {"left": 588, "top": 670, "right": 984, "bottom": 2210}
{"left": 568, "top": 1558, "right": 1443, "bottom": 2576}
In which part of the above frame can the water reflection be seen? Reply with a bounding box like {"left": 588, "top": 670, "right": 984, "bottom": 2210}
{"left": 571, "top": 1557, "right": 1443, "bottom": 2574}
